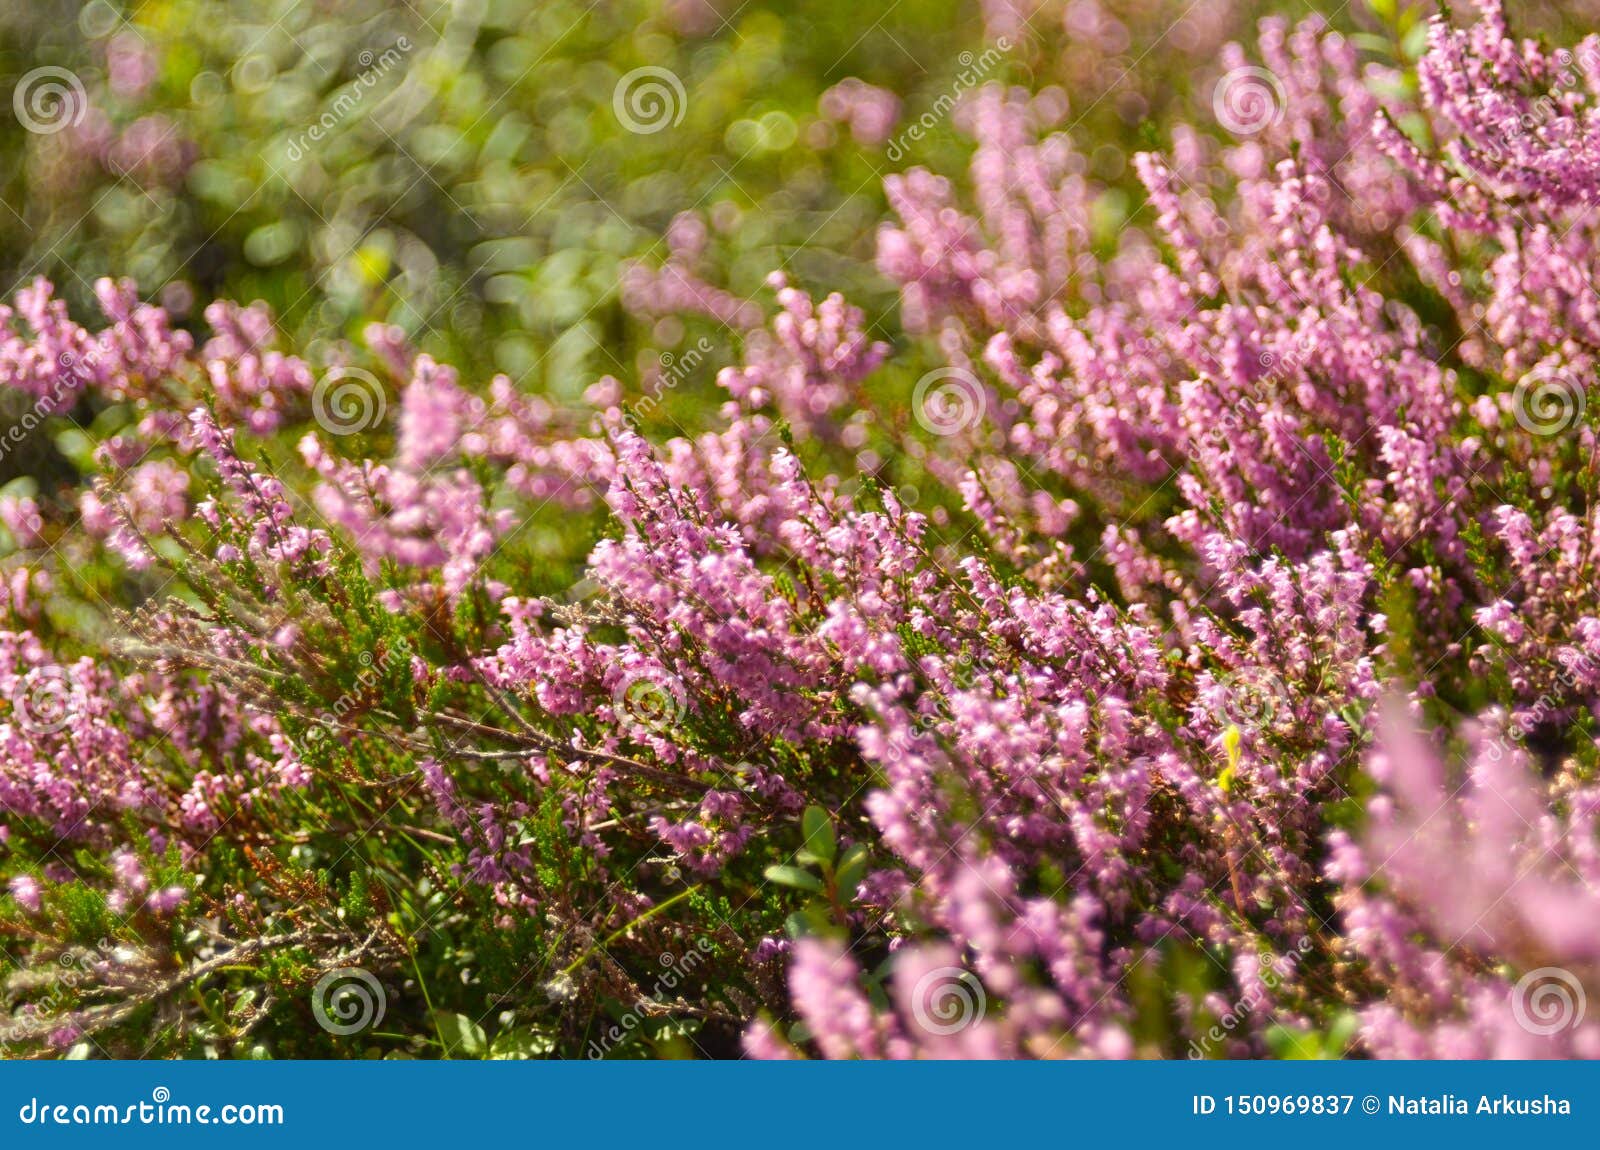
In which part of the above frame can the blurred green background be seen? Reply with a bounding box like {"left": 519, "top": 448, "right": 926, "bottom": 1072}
{"left": 0, "top": 0, "right": 988, "bottom": 395}
{"left": 0, "top": 0, "right": 1352, "bottom": 405}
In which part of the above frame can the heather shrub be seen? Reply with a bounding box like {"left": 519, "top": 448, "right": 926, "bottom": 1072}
{"left": 1, "top": 0, "right": 1599, "bottom": 1061}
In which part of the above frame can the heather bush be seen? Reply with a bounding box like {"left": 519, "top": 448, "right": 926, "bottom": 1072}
{"left": 1, "top": 0, "right": 1599, "bottom": 1061}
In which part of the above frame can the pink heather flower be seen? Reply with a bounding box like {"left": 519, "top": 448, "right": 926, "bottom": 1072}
{"left": 621, "top": 213, "right": 763, "bottom": 331}
{"left": 105, "top": 33, "right": 159, "bottom": 99}
{"left": 715, "top": 273, "right": 888, "bottom": 437}
{"left": 148, "top": 886, "right": 188, "bottom": 916}
{"left": 819, "top": 79, "right": 901, "bottom": 147}
{"left": 1334, "top": 704, "right": 1600, "bottom": 1058}
{"left": 0, "top": 496, "right": 43, "bottom": 549}
{"left": 8, "top": 875, "right": 41, "bottom": 914}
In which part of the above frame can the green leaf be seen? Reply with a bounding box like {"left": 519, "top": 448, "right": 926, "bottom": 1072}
{"left": 1402, "top": 20, "right": 1430, "bottom": 60}
{"left": 489, "top": 1027, "right": 556, "bottom": 1060}
{"left": 764, "top": 864, "right": 823, "bottom": 893}
{"left": 432, "top": 1011, "right": 489, "bottom": 1058}
{"left": 800, "top": 805, "right": 836, "bottom": 864}
{"left": 1264, "top": 1024, "right": 1333, "bottom": 1060}
{"left": 834, "top": 843, "right": 869, "bottom": 895}
{"left": 1325, "top": 1012, "right": 1360, "bottom": 1056}
{"left": 52, "top": 429, "right": 99, "bottom": 472}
